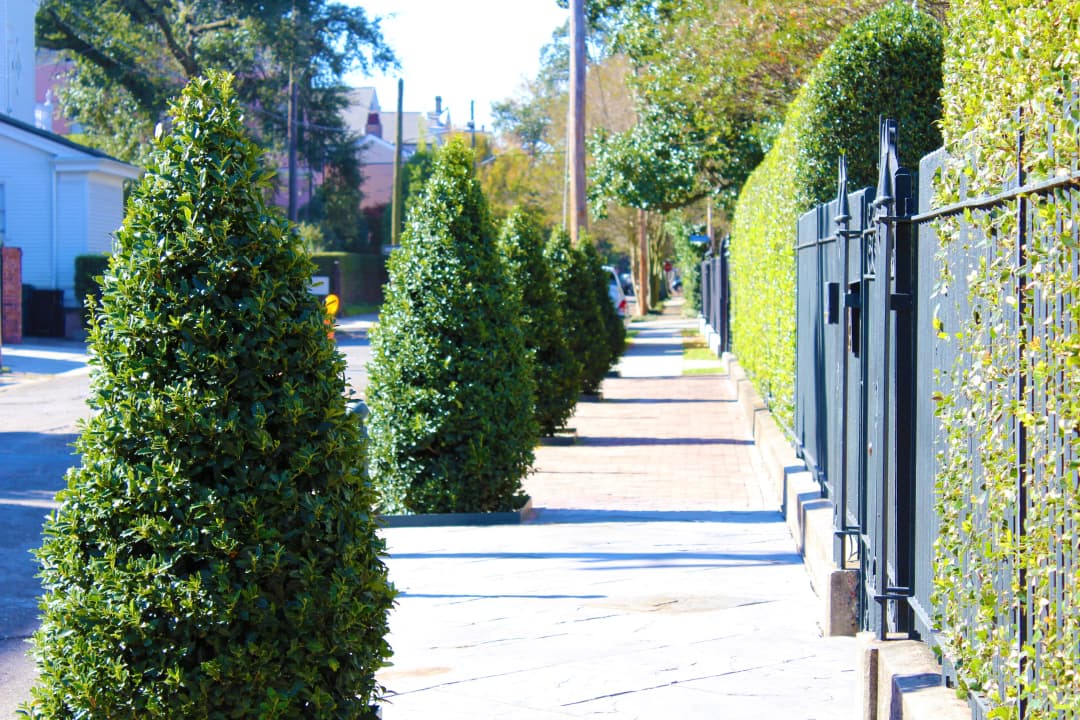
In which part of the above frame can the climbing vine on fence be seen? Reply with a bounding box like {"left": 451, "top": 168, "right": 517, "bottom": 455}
{"left": 932, "top": 0, "right": 1080, "bottom": 715}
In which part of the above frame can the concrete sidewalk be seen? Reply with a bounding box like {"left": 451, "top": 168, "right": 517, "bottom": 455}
{"left": 0, "top": 339, "right": 90, "bottom": 389}
{"left": 377, "top": 301, "right": 855, "bottom": 719}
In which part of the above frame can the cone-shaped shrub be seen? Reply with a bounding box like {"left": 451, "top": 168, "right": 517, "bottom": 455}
{"left": 545, "top": 229, "right": 608, "bottom": 395}
{"left": 580, "top": 240, "right": 626, "bottom": 372}
{"left": 366, "top": 139, "right": 536, "bottom": 514}
{"left": 498, "top": 207, "right": 582, "bottom": 436}
{"left": 24, "top": 72, "right": 393, "bottom": 719}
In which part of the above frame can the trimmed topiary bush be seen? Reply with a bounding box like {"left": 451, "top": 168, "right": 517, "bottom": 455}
{"left": 545, "top": 229, "right": 609, "bottom": 396}
{"left": 24, "top": 73, "right": 393, "bottom": 719}
{"left": 729, "top": 92, "right": 806, "bottom": 425}
{"left": 795, "top": 1, "right": 942, "bottom": 207}
{"left": 498, "top": 206, "right": 582, "bottom": 436}
{"left": 730, "top": 1, "right": 942, "bottom": 427}
{"left": 365, "top": 139, "right": 536, "bottom": 515}
{"left": 580, "top": 239, "right": 626, "bottom": 372}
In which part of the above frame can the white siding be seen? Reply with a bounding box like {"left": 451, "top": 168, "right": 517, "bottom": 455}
{"left": 0, "top": 133, "right": 54, "bottom": 289}
{"left": 86, "top": 174, "right": 124, "bottom": 255}
{"left": 55, "top": 172, "right": 87, "bottom": 306}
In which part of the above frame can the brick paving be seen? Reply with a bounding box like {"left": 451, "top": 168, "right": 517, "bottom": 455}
{"left": 529, "top": 374, "right": 765, "bottom": 513}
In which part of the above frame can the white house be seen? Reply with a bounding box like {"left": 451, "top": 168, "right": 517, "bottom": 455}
{"left": 0, "top": 114, "right": 141, "bottom": 302}
{"left": 0, "top": 0, "right": 140, "bottom": 337}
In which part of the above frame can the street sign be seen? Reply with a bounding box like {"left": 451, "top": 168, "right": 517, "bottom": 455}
{"left": 689, "top": 234, "right": 710, "bottom": 244}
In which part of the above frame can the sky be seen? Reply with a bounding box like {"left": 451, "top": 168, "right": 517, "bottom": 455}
{"left": 343, "top": 0, "right": 569, "bottom": 133}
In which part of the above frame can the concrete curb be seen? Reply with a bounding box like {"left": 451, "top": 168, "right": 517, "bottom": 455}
{"left": 379, "top": 499, "right": 535, "bottom": 528}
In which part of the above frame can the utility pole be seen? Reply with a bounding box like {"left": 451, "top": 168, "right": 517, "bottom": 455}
{"left": 568, "top": 0, "right": 587, "bottom": 243}
{"left": 287, "top": 64, "right": 299, "bottom": 222}
{"left": 469, "top": 100, "right": 476, "bottom": 149}
{"left": 390, "top": 78, "right": 405, "bottom": 247}
{"left": 287, "top": 0, "right": 299, "bottom": 222}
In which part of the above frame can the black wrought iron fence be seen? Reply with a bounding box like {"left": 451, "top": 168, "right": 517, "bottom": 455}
{"left": 793, "top": 115, "right": 1080, "bottom": 718}
{"left": 699, "top": 238, "right": 730, "bottom": 355}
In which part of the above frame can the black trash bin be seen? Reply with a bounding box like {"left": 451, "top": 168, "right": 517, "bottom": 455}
{"left": 23, "top": 286, "right": 65, "bottom": 337}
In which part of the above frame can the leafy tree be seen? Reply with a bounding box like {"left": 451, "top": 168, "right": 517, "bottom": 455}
{"left": 498, "top": 207, "right": 582, "bottom": 436}
{"left": 366, "top": 140, "right": 537, "bottom": 514}
{"left": 24, "top": 72, "right": 393, "bottom": 719}
{"left": 299, "top": 137, "right": 370, "bottom": 252}
{"left": 36, "top": 0, "right": 395, "bottom": 236}
{"left": 587, "top": 0, "right": 896, "bottom": 216}
{"left": 588, "top": 104, "right": 705, "bottom": 313}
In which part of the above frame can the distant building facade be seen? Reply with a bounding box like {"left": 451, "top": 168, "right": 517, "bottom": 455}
{"left": 0, "top": 0, "right": 140, "bottom": 339}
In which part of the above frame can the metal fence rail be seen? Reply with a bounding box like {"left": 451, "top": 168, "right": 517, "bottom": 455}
{"left": 793, "top": 116, "right": 1080, "bottom": 718}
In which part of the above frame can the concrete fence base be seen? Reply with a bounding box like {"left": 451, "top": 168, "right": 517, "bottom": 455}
{"left": 855, "top": 633, "right": 967, "bottom": 720}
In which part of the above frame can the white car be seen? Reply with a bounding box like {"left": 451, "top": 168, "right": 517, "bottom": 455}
{"left": 603, "top": 265, "right": 628, "bottom": 317}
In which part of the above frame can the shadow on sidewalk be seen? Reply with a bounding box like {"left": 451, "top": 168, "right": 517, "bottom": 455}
{"left": 388, "top": 548, "right": 801, "bottom": 567}
{"left": 530, "top": 508, "right": 781, "bottom": 525}
{"left": 599, "top": 397, "right": 734, "bottom": 404}
{"left": 621, "top": 344, "right": 683, "bottom": 358}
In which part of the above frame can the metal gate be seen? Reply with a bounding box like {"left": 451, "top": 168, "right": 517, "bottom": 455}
{"left": 795, "top": 119, "right": 919, "bottom": 637}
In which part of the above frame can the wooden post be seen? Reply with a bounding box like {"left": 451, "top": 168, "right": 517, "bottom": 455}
{"left": 390, "top": 79, "right": 404, "bottom": 247}
{"left": 287, "top": 64, "right": 299, "bottom": 222}
{"left": 568, "top": 0, "right": 587, "bottom": 243}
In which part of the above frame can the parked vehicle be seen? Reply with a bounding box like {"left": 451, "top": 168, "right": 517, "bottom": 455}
{"left": 603, "top": 265, "right": 628, "bottom": 317}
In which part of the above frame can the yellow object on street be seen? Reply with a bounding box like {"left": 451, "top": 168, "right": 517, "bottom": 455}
{"left": 325, "top": 293, "right": 340, "bottom": 317}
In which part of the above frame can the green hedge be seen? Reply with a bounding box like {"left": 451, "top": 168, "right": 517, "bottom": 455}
{"left": 310, "top": 252, "right": 386, "bottom": 307}
{"left": 795, "top": 2, "right": 942, "bottom": 206}
{"left": 729, "top": 92, "right": 806, "bottom": 426}
{"left": 931, "top": 1, "right": 1080, "bottom": 714}
{"left": 73, "top": 253, "right": 110, "bottom": 325}
{"left": 729, "top": 1, "right": 943, "bottom": 428}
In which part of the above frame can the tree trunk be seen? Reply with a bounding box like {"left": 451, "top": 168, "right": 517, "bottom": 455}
{"left": 636, "top": 208, "right": 649, "bottom": 316}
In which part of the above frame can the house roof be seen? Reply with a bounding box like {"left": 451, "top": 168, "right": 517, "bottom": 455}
{"left": 376, "top": 111, "right": 451, "bottom": 147}
{"left": 341, "top": 87, "right": 450, "bottom": 148}
{"left": 0, "top": 111, "right": 142, "bottom": 179}
{"left": 341, "top": 87, "right": 380, "bottom": 136}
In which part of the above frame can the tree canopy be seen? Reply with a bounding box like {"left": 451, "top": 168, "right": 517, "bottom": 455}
{"left": 36, "top": 0, "right": 397, "bottom": 240}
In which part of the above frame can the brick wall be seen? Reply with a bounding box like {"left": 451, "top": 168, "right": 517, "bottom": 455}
{"left": 2, "top": 247, "right": 23, "bottom": 344}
